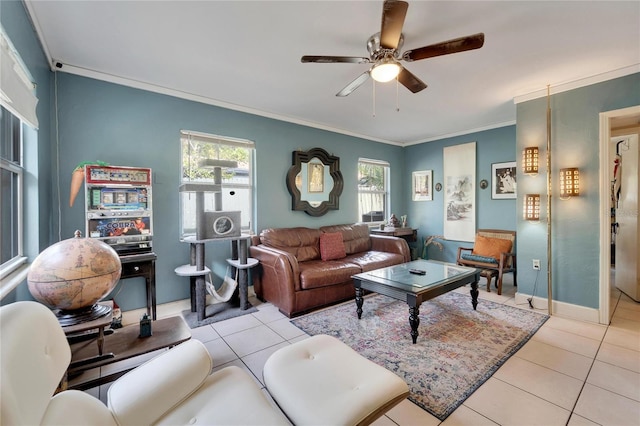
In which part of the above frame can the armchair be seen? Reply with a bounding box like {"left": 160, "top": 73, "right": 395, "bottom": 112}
{"left": 1, "top": 301, "right": 409, "bottom": 426}
{"left": 0, "top": 301, "right": 289, "bottom": 425}
{"left": 456, "top": 229, "right": 517, "bottom": 295}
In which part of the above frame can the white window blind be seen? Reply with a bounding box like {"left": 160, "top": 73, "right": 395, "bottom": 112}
{"left": 0, "top": 28, "right": 38, "bottom": 129}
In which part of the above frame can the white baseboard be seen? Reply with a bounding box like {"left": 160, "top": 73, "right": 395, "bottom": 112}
{"left": 515, "top": 292, "right": 601, "bottom": 324}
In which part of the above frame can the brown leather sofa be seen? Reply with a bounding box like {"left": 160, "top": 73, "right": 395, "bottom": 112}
{"left": 249, "top": 223, "right": 410, "bottom": 317}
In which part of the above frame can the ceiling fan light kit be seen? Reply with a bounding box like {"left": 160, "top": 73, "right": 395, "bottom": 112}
{"left": 301, "top": 0, "right": 485, "bottom": 98}
{"left": 371, "top": 60, "right": 401, "bottom": 82}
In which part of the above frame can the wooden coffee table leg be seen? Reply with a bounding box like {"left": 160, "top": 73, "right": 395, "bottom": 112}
{"left": 409, "top": 305, "right": 420, "bottom": 344}
{"left": 355, "top": 287, "right": 364, "bottom": 319}
{"left": 470, "top": 279, "right": 479, "bottom": 310}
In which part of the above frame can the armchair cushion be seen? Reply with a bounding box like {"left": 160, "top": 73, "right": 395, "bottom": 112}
{"left": 461, "top": 253, "right": 499, "bottom": 264}
{"left": 108, "top": 339, "right": 212, "bottom": 425}
{"left": 472, "top": 235, "right": 513, "bottom": 261}
{"left": 319, "top": 232, "right": 346, "bottom": 261}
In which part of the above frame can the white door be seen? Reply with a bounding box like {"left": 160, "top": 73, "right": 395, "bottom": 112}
{"left": 614, "top": 134, "right": 639, "bottom": 301}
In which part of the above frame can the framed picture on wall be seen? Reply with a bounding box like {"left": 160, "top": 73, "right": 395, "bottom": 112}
{"left": 491, "top": 161, "right": 517, "bottom": 199}
{"left": 412, "top": 170, "right": 433, "bottom": 201}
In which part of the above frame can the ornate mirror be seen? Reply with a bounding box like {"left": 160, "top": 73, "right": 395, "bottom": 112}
{"left": 286, "top": 147, "right": 343, "bottom": 216}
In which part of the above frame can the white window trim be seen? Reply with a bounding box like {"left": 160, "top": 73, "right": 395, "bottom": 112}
{"left": 357, "top": 158, "right": 390, "bottom": 226}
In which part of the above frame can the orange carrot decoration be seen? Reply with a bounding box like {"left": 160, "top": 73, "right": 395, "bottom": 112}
{"left": 69, "top": 161, "right": 109, "bottom": 207}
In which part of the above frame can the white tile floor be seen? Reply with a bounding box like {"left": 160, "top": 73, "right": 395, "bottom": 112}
{"left": 87, "top": 275, "right": 640, "bottom": 425}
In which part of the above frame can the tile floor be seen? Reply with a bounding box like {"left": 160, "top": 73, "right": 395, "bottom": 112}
{"left": 85, "top": 275, "right": 640, "bottom": 425}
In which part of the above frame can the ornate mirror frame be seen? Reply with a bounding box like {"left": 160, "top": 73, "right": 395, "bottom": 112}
{"left": 286, "top": 147, "right": 343, "bottom": 217}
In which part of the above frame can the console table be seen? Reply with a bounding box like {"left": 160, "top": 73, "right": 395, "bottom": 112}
{"left": 176, "top": 234, "right": 257, "bottom": 322}
{"left": 370, "top": 227, "right": 418, "bottom": 242}
{"left": 119, "top": 252, "right": 157, "bottom": 320}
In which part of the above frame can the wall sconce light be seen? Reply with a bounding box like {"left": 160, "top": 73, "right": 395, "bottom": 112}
{"left": 559, "top": 168, "right": 580, "bottom": 199}
{"left": 523, "top": 147, "right": 539, "bottom": 175}
{"left": 524, "top": 194, "right": 541, "bottom": 221}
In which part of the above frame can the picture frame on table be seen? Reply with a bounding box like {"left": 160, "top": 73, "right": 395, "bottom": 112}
{"left": 412, "top": 170, "right": 433, "bottom": 201}
{"left": 491, "top": 161, "right": 517, "bottom": 199}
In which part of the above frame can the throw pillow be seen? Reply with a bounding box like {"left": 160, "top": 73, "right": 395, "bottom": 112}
{"left": 320, "top": 232, "right": 346, "bottom": 261}
{"left": 472, "top": 235, "right": 512, "bottom": 261}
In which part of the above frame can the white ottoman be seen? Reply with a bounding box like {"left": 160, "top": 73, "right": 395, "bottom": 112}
{"left": 264, "top": 334, "right": 409, "bottom": 426}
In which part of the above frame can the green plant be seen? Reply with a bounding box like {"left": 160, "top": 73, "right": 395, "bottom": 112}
{"left": 422, "top": 235, "right": 445, "bottom": 259}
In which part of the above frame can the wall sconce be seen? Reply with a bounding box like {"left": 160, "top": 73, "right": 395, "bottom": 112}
{"left": 559, "top": 168, "right": 580, "bottom": 199}
{"left": 523, "top": 147, "right": 539, "bottom": 175}
{"left": 524, "top": 194, "right": 541, "bottom": 221}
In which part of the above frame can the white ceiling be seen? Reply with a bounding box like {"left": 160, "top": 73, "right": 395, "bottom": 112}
{"left": 24, "top": 1, "right": 640, "bottom": 145}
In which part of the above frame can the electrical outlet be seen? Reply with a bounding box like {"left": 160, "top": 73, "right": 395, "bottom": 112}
{"left": 532, "top": 259, "right": 541, "bottom": 270}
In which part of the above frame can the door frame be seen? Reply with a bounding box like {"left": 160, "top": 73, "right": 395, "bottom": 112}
{"left": 599, "top": 105, "right": 640, "bottom": 324}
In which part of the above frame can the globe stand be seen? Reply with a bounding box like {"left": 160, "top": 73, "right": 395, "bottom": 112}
{"left": 55, "top": 303, "right": 112, "bottom": 327}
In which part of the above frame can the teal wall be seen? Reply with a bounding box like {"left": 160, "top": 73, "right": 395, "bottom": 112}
{"left": 516, "top": 73, "right": 640, "bottom": 309}
{"left": 404, "top": 126, "right": 517, "bottom": 261}
{"left": 1, "top": 0, "right": 53, "bottom": 304}
{"left": 45, "top": 73, "right": 407, "bottom": 310}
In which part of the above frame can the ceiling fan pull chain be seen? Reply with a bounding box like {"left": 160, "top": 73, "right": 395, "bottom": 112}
{"left": 372, "top": 81, "right": 376, "bottom": 117}
{"left": 396, "top": 77, "right": 400, "bottom": 112}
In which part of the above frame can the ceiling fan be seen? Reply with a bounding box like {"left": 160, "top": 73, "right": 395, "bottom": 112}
{"left": 301, "top": 0, "right": 485, "bottom": 97}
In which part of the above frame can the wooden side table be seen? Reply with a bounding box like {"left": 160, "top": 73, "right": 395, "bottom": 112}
{"left": 67, "top": 316, "right": 191, "bottom": 391}
{"left": 370, "top": 227, "right": 418, "bottom": 242}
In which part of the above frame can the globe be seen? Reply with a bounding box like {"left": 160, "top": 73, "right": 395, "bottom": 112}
{"left": 27, "top": 231, "right": 121, "bottom": 315}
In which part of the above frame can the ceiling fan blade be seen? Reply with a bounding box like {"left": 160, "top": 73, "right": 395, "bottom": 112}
{"left": 380, "top": 0, "right": 408, "bottom": 49}
{"left": 336, "top": 71, "right": 371, "bottom": 97}
{"left": 301, "top": 56, "right": 371, "bottom": 64}
{"left": 403, "top": 33, "right": 485, "bottom": 62}
{"left": 397, "top": 67, "right": 427, "bottom": 93}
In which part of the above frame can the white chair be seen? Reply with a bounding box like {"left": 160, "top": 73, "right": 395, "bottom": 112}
{"left": 1, "top": 301, "right": 409, "bottom": 426}
{"left": 0, "top": 301, "right": 289, "bottom": 425}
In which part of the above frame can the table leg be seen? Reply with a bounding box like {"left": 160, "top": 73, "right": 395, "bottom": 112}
{"left": 409, "top": 305, "right": 420, "bottom": 344}
{"left": 97, "top": 326, "right": 105, "bottom": 356}
{"left": 355, "top": 287, "right": 363, "bottom": 319}
{"left": 470, "top": 278, "right": 479, "bottom": 310}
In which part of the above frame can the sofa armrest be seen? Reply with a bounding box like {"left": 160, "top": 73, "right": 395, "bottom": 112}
{"left": 370, "top": 235, "right": 411, "bottom": 262}
{"left": 107, "top": 340, "right": 210, "bottom": 425}
{"left": 250, "top": 244, "right": 301, "bottom": 291}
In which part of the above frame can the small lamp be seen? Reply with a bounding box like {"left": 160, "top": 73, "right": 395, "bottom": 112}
{"left": 559, "top": 168, "right": 580, "bottom": 199}
{"left": 524, "top": 194, "right": 541, "bottom": 221}
{"left": 523, "top": 147, "right": 539, "bottom": 175}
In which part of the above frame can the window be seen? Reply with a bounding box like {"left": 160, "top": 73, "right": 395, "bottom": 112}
{"left": 358, "top": 158, "right": 389, "bottom": 224}
{"left": 179, "top": 131, "right": 255, "bottom": 238}
{"left": 0, "top": 105, "right": 24, "bottom": 272}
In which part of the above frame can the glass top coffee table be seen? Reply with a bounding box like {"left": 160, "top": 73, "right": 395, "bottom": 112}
{"left": 352, "top": 259, "right": 481, "bottom": 344}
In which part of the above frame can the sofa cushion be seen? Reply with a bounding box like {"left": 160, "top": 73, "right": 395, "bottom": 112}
{"left": 260, "top": 227, "right": 321, "bottom": 262}
{"left": 298, "top": 260, "right": 361, "bottom": 290}
{"left": 346, "top": 251, "right": 406, "bottom": 272}
{"left": 320, "top": 224, "right": 371, "bottom": 254}
{"left": 320, "top": 232, "right": 346, "bottom": 261}
{"left": 472, "top": 235, "right": 512, "bottom": 261}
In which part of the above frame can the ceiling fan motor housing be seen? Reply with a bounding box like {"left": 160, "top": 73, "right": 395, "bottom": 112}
{"left": 367, "top": 32, "right": 404, "bottom": 61}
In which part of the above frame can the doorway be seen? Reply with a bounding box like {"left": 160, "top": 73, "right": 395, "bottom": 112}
{"left": 599, "top": 106, "right": 640, "bottom": 324}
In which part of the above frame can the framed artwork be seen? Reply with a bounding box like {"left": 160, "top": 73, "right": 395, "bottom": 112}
{"left": 443, "top": 142, "right": 476, "bottom": 242}
{"left": 412, "top": 170, "right": 433, "bottom": 201}
{"left": 491, "top": 161, "right": 517, "bottom": 199}
{"left": 307, "top": 162, "right": 324, "bottom": 193}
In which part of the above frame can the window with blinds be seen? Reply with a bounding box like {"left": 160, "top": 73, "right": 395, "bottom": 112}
{"left": 357, "top": 158, "right": 389, "bottom": 224}
{"left": 179, "top": 131, "right": 255, "bottom": 238}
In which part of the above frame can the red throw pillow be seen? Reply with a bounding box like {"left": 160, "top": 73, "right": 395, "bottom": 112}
{"left": 320, "top": 232, "right": 346, "bottom": 261}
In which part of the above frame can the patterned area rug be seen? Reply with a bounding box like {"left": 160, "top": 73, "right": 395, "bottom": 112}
{"left": 291, "top": 291, "right": 548, "bottom": 420}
